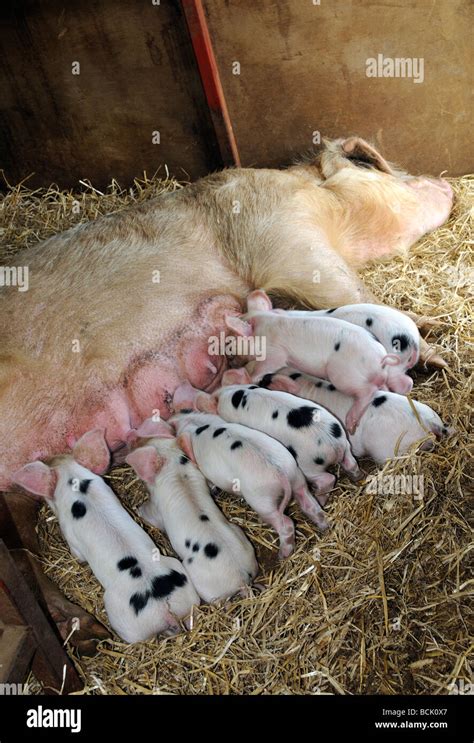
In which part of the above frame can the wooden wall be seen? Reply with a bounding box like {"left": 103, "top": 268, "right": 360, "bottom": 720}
{"left": 0, "top": 0, "right": 220, "bottom": 188}
{"left": 205, "top": 0, "right": 473, "bottom": 175}
{"left": 0, "top": 0, "right": 472, "bottom": 188}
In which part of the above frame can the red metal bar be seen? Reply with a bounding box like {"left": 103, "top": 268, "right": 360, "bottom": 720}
{"left": 181, "top": 0, "right": 241, "bottom": 167}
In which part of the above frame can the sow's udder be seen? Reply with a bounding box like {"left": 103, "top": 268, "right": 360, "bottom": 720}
{"left": 0, "top": 294, "right": 239, "bottom": 490}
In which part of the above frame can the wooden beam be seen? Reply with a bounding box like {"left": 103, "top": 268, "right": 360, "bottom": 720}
{"left": 0, "top": 541, "right": 82, "bottom": 694}
{"left": 181, "top": 0, "right": 241, "bottom": 167}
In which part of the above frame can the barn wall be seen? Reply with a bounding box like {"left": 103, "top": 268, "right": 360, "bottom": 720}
{"left": 204, "top": 0, "right": 473, "bottom": 175}
{"left": 0, "top": 0, "right": 472, "bottom": 188}
{"left": 0, "top": 0, "right": 220, "bottom": 188}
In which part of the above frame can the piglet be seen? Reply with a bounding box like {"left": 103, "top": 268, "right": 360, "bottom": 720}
{"left": 169, "top": 411, "right": 329, "bottom": 558}
{"left": 225, "top": 290, "right": 408, "bottom": 432}
{"left": 281, "top": 303, "right": 419, "bottom": 390}
{"left": 125, "top": 421, "right": 258, "bottom": 603}
{"left": 270, "top": 368, "right": 453, "bottom": 463}
{"left": 175, "top": 373, "right": 361, "bottom": 504}
{"left": 12, "top": 429, "right": 200, "bottom": 644}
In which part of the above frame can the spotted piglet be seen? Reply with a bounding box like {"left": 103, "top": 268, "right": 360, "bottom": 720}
{"left": 282, "top": 303, "right": 419, "bottom": 392}
{"left": 12, "top": 429, "right": 199, "bottom": 643}
{"left": 225, "top": 290, "right": 409, "bottom": 432}
{"left": 125, "top": 420, "right": 258, "bottom": 603}
{"left": 268, "top": 368, "right": 454, "bottom": 464}
{"left": 175, "top": 373, "right": 361, "bottom": 505}
{"left": 170, "top": 410, "right": 330, "bottom": 558}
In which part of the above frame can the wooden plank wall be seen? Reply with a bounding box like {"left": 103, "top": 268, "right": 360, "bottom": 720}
{"left": 0, "top": 0, "right": 472, "bottom": 187}
{"left": 0, "top": 0, "right": 220, "bottom": 188}
{"left": 204, "top": 0, "right": 473, "bottom": 175}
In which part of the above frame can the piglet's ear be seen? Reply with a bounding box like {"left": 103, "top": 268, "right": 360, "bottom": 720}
{"left": 196, "top": 392, "right": 218, "bottom": 413}
{"left": 172, "top": 382, "right": 199, "bottom": 412}
{"left": 247, "top": 289, "right": 273, "bottom": 312}
{"left": 125, "top": 447, "right": 163, "bottom": 486}
{"left": 73, "top": 429, "right": 110, "bottom": 474}
{"left": 222, "top": 368, "right": 251, "bottom": 386}
{"left": 12, "top": 462, "right": 57, "bottom": 500}
{"left": 176, "top": 433, "right": 196, "bottom": 464}
{"left": 136, "top": 418, "right": 174, "bottom": 439}
{"left": 270, "top": 374, "right": 299, "bottom": 393}
{"left": 225, "top": 314, "right": 253, "bottom": 337}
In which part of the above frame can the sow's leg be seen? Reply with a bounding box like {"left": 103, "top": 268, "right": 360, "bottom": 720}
{"left": 0, "top": 491, "right": 109, "bottom": 656}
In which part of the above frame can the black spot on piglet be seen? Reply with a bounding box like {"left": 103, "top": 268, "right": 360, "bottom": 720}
{"left": 71, "top": 501, "right": 87, "bottom": 519}
{"left": 314, "top": 457, "right": 325, "bottom": 465}
{"left": 204, "top": 543, "right": 219, "bottom": 559}
{"left": 287, "top": 445, "right": 298, "bottom": 461}
{"left": 328, "top": 384, "right": 336, "bottom": 391}
{"left": 196, "top": 424, "right": 209, "bottom": 435}
{"left": 118, "top": 556, "right": 138, "bottom": 571}
{"left": 130, "top": 590, "right": 150, "bottom": 615}
{"left": 200, "top": 514, "right": 209, "bottom": 521}
{"left": 258, "top": 374, "right": 274, "bottom": 388}
{"left": 79, "top": 479, "right": 92, "bottom": 494}
{"left": 372, "top": 395, "right": 387, "bottom": 407}
{"left": 392, "top": 334, "right": 409, "bottom": 352}
{"left": 326, "top": 308, "right": 336, "bottom": 314}
{"left": 213, "top": 427, "right": 226, "bottom": 438}
{"left": 331, "top": 422, "right": 342, "bottom": 438}
{"left": 231, "top": 440, "right": 243, "bottom": 450}
{"left": 248, "top": 385, "right": 258, "bottom": 389}
{"left": 231, "top": 389, "right": 246, "bottom": 408}
{"left": 289, "top": 372, "right": 302, "bottom": 380}
{"left": 366, "top": 318, "right": 373, "bottom": 327}
{"left": 179, "top": 408, "right": 193, "bottom": 414}
{"left": 334, "top": 343, "right": 340, "bottom": 351}
{"left": 151, "top": 570, "right": 187, "bottom": 599}
{"left": 180, "top": 455, "right": 189, "bottom": 465}
{"left": 272, "top": 410, "right": 279, "bottom": 419}
{"left": 287, "top": 406, "right": 315, "bottom": 428}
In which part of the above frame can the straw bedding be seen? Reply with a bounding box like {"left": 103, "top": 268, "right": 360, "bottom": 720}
{"left": 0, "top": 171, "right": 472, "bottom": 695}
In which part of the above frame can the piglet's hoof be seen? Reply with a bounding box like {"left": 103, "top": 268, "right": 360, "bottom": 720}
{"left": 49, "top": 598, "right": 110, "bottom": 657}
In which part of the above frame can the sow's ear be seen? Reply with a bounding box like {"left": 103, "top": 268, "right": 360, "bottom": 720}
{"left": 12, "top": 461, "right": 57, "bottom": 500}
{"left": 342, "top": 137, "right": 394, "bottom": 174}
{"left": 125, "top": 447, "right": 164, "bottom": 486}
{"left": 73, "top": 429, "right": 110, "bottom": 475}
{"left": 246, "top": 289, "right": 273, "bottom": 312}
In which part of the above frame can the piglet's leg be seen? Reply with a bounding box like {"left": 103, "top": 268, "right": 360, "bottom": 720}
{"left": 264, "top": 512, "right": 295, "bottom": 559}
{"left": 345, "top": 390, "right": 377, "bottom": 434}
{"left": 306, "top": 472, "right": 336, "bottom": 507}
{"left": 247, "top": 350, "right": 289, "bottom": 382}
{"left": 293, "top": 484, "right": 329, "bottom": 530}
